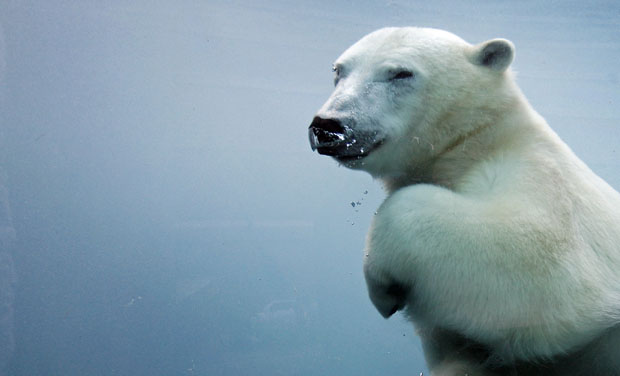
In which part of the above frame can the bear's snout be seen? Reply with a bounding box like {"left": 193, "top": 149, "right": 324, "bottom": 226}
{"left": 308, "top": 116, "right": 348, "bottom": 155}
{"left": 309, "top": 116, "right": 385, "bottom": 162}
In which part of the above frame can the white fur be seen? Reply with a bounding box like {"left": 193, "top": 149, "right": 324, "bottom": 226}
{"left": 313, "top": 27, "right": 620, "bottom": 374}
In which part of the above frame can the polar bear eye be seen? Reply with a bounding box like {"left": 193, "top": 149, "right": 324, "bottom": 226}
{"left": 333, "top": 65, "right": 343, "bottom": 86}
{"left": 332, "top": 65, "right": 342, "bottom": 77}
{"left": 391, "top": 70, "right": 414, "bottom": 80}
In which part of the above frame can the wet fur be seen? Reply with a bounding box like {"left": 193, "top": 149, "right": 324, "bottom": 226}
{"left": 312, "top": 27, "right": 620, "bottom": 375}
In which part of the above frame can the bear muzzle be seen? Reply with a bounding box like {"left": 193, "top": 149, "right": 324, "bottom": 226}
{"left": 308, "top": 116, "right": 383, "bottom": 162}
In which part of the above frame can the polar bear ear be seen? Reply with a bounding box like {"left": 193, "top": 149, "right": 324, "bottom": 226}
{"left": 469, "top": 38, "right": 515, "bottom": 72}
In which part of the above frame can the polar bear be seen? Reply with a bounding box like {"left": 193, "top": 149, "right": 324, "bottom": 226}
{"left": 309, "top": 27, "right": 620, "bottom": 375}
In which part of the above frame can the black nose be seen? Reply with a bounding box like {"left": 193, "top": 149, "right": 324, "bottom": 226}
{"left": 308, "top": 116, "right": 347, "bottom": 154}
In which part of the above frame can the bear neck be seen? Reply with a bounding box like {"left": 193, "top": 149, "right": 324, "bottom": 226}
{"left": 383, "top": 94, "right": 544, "bottom": 193}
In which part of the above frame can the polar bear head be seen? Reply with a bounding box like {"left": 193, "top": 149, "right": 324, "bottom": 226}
{"left": 309, "top": 27, "right": 516, "bottom": 183}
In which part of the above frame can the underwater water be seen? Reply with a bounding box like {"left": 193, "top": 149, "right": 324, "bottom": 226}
{"left": 0, "top": 0, "right": 619, "bottom": 375}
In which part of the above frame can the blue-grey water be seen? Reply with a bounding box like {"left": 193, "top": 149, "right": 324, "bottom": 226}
{"left": 0, "top": 1, "right": 618, "bottom": 375}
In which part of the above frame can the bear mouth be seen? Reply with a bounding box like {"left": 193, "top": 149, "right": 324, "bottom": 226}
{"left": 308, "top": 118, "right": 384, "bottom": 161}
{"left": 332, "top": 139, "right": 385, "bottom": 162}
